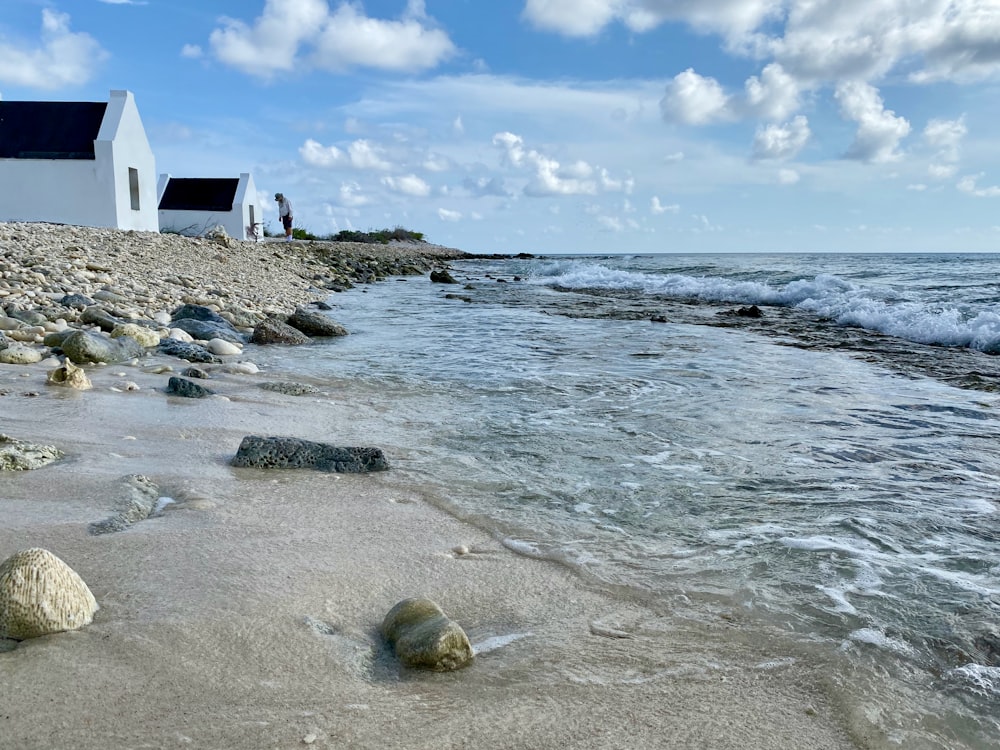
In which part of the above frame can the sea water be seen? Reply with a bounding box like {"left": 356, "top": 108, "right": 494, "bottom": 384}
{"left": 256, "top": 252, "right": 1000, "bottom": 748}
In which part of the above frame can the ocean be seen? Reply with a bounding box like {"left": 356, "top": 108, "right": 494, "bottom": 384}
{"left": 254, "top": 251, "right": 1000, "bottom": 748}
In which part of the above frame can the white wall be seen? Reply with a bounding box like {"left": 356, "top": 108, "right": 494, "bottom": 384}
{"left": 0, "top": 90, "right": 158, "bottom": 231}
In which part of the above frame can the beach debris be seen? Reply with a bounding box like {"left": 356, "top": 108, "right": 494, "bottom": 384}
{"left": 89, "top": 474, "right": 161, "bottom": 535}
{"left": 0, "top": 434, "right": 63, "bottom": 471}
{"left": 165, "top": 376, "right": 214, "bottom": 399}
{"left": 0, "top": 548, "right": 98, "bottom": 640}
{"left": 250, "top": 316, "right": 310, "bottom": 345}
{"left": 286, "top": 307, "right": 348, "bottom": 337}
{"left": 381, "top": 597, "right": 474, "bottom": 671}
{"left": 46, "top": 360, "right": 93, "bottom": 390}
{"left": 430, "top": 269, "right": 458, "bottom": 284}
{"left": 231, "top": 435, "right": 389, "bottom": 473}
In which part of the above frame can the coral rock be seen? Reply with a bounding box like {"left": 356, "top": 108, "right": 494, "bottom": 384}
{"left": 381, "top": 597, "right": 473, "bottom": 671}
{"left": 46, "top": 361, "right": 93, "bottom": 390}
{"left": 0, "top": 548, "right": 98, "bottom": 640}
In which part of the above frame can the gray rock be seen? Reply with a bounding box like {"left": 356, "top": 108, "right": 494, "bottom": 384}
{"left": 165, "top": 376, "right": 214, "bottom": 398}
{"left": 181, "top": 366, "right": 211, "bottom": 379}
{"left": 259, "top": 381, "right": 319, "bottom": 396}
{"left": 171, "top": 304, "right": 228, "bottom": 325}
{"left": 89, "top": 475, "right": 160, "bottom": 535}
{"left": 250, "top": 317, "right": 311, "bottom": 345}
{"left": 0, "top": 434, "right": 63, "bottom": 471}
{"left": 169, "top": 317, "right": 244, "bottom": 344}
{"left": 381, "top": 598, "right": 474, "bottom": 671}
{"left": 0, "top": 332, "right": 8, "bottom": 351}
{"left": 231, "top": 436, "right": 389, "bottom": 473}
{"left": 59, "top": 293, "right": 96, "bottom": 310}
{"left": 42, "top": 329, "right": 75, "bottom": 348}
{"left": 6, "top": 308, "right": 47, "bottom": 326}
{"left": 430, "top": 269, "right": 458, "bottom": 284}
{"left": 286, "top": 308, "right": 348, "bottom": 337}
{"left": 60, "top": 329, "right": 145, "bottom": 364}
{"left": 79, "top": 305, "right": 122, "bottom": 332}
{"left": 158, "top": 339, "right": 221, "bottom": 364}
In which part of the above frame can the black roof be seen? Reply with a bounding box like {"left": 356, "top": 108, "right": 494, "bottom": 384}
{"left": 158, "top": 178, "right": 240, "bottom": 212}
{"left": 0, "top": 101, "right": 108, "bottom": 159}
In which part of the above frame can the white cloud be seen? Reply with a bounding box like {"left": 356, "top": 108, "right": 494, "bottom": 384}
{"left": 957, "top": 173, "right": 1000, "bottom": 197}
{"left": 300, "top": 138, "right": 346, "bottom": 167}
{"left": 651, "top": 197, "right": 679, "bottom": 214}
{"left": 438, "top": 208, "right": 462, "bottom": 221}
{"left": 924, "top": 116, "right": 967, "bottom": 179}
{"left": 181, "top": 44, "right": 203, "bottom": 59}
{"left": 209, "top": 0, "right": 455, "bottom": 79}
{"left": 660, "top": 68, "right": 732, "bottom": 125}
{"left": 492, "top": 131, "right": 599, "bottom": 195}
{"left": 382, "top": 174, "right": 431, "bottom": 197}
{"left": 299, "top": 138, "right": 392, "bottom": 170}
{"left": 777, "top": 168, "right": 800, "bottom": 185}
{"left": 751, "top": 115, "right": 810, "bottom": 160}
{"left": 348, "top": 139, "right": 392, "bottom": 170}
{"left": 597, "top": 215, "right": 624, "bottom": 231}
{"left": 907, "top": 183, "right": 928, "bottom": 191}
{"left": 743, "top": 63, "right": 800, "bottom": 121}
{"left": 835, "top": 81, "right": 910, "bottom": 163}
{"left": 338, "top": 181, "right": 370, "bottom": 207}
{"left": 0, "top": 10, "right": 108, "bottom": 89}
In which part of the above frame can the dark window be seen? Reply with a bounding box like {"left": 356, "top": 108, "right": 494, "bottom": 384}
{"left": 129, "top": 168, "right": 140, "bottom": 211}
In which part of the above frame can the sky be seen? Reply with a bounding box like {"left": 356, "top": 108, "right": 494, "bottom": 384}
{"left": 2, "top": 1, "right": 1000, "bottom": 254}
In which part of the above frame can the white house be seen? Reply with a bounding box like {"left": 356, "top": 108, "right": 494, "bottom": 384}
{"left": 0, "top": 89, "right": 158, "bottom": 231}
{"left": 157, "top": 172, "right": 259, "bottom": 241}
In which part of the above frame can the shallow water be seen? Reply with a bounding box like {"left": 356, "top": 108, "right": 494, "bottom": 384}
{"left": 238, "top": 252, "right": 1000, "bottom": 748}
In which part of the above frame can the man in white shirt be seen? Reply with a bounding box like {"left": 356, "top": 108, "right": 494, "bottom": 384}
{"left": 274, "top": 193, "right": 293, "bottom": 242}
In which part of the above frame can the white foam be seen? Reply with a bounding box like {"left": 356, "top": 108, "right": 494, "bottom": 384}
{"left": 846, "top": 628, "right": 915, "bottom": 655}
{"left": 947, "top": 664, "right": 1000, "bottom": 696}
{"left": 471, "top": 632, "right": 533, "bottom": 655}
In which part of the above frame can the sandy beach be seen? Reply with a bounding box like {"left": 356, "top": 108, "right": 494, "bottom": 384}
{"left": 0, "top": 225, "right": 864, "bottom": 749}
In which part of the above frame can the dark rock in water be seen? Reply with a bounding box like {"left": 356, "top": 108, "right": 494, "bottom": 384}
{"left": 231, "top": 435, "right": 389, "bottom": 473}
{"left": 158, "top": 338, "right": 221, "bottom": 364}
{"left": 259, "top": 381, "right": 320, "bottom": 396}
{"left": 650, "top": 315, "right": 668, "bottom": 323}
{"left": 59, "top": 293, "right": 96, "bottom": 310}
{"left": 181, "top": 366, "right": 210, "bottom": 379}
{"left": 171, "top": 303, "right": 228, "bottom": 325}
{"left": 170, "top": 317, "right": 244, "bottom": 344}
{"left": 737, "top": 305, "right": 763, "bottom": 318}
{"left": 250, "top": 317, "right": 310, "bottom": 345}
{"left": 444, "top": 294, "right": 472, "bottom": 303}
{"left": 165, "top": 376, "right": 214, "bottom": 398}
{"left": 286, "top": 307, "right": 348, "bottom": 337}
{"left": 314, "top": 301, "right": 333, "bottom": 311}
{"left": 430, "top": 269, "right": 458, "bottom": 284}
{"left": 79, "top": 305, "right": 122, "bottom": 332}
{"left": 60, "top": 329, "right": 145, "bottom": 364}
{"left": 89, "top": 475, "right": 160, "bottom": 535}
{"left": 381, "top": 598, "right": 474, "bottom": 671}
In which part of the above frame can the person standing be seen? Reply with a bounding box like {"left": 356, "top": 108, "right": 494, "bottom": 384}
{"left": 274, "top": 193, "right": 293, "bottom": 242}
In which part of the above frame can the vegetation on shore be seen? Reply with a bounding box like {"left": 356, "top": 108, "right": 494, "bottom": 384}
{"left": 264, "top": 224, "right": 426, "bottom": 244}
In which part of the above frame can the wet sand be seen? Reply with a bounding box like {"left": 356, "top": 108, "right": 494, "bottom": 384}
{"left": 0, "top": 353, "right": 868, "bottom": 750}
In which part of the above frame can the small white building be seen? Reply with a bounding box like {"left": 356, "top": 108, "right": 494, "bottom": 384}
{"left": 0, "top": 89, "right": 158, "bottom": 231}
{"left": 157, "top": 172, "right": 259, "bottom": 241}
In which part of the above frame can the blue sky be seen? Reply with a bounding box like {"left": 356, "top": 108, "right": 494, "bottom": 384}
{"left": 2, "top": 0, "right": 1000, "bottom": 254}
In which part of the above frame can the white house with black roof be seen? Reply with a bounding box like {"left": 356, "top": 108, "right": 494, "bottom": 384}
{"left": 157, "top": 172, "right": 258, "bottom": 241}
{"left": 0, "top": 89, "right": 158, "bottom": 231}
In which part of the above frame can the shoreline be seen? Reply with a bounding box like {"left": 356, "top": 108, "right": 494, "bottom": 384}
{"left": 0, "top": 223, "right": 862, "bottom": 749}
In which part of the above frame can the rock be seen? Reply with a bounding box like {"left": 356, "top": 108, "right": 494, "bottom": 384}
{"left": 43, "top": 329, "right": 76, "bottom": 348}
{"left": 231, "top": 436, "right": 389, "bottom": 473}
{"left": 165, "top": 376, "right": 214, "bottom": 398}
{"left": 79, "top": 305, "right": 122, "bottom": 332}
{"left": 286, "top": 308, "right": 348, "bottom": 337}
{"left": 46, "top": 361, "right": 93, "bottom": 390}
{"left": 60, "top": 329, "right": 145, "bottom": 364}
{"left": 167, "top": 328, "right": 195, "bottom": 343}
{"left": 170, "top": 303, "right": 228, "bottom": 325}
{"left": 169, "top": 317, "right": 243, "bottom": 344}
{"left": 0, "top": 332, "right": 8, "bottom": 351}
{"left": 205, "top": 225, "right": 233, "bottom": 248}
{"left": 6, "top": 309, "right": 47, "bottom": 326}
{"left": 207, "top": 338, "right": 241, "bottom": 356}
{"left": 59, "top": 293, "right": 96, "bottom": 310}
{"left": 89, "top": 475, "right": 160, "bottom": 535}
{"left": 381, "top": 598, "right": 473, "bottom": 671}
{"left": 181, "top": 366, "right": 210, "bottom": 379}
{"left": 224, "top": 361, "right": 259, "bottom": 375}
{"left": 250, "top": 317, "right": 311, "bottom": 345}
{"left": 430, "top": 269, "right": 458, "bottom": 284}
{"left": 0, "top": 548, "right": 99, "bottom": 640}
{"left": 158, "top": 338, "right": 221, "bottom": 364}
{"left": 111, "top": 323, "right": 160, "bottom": 347}
{"left": 0, "top": 343, "right": 43, "bottom": 364}
{"left": 259, "top": 381, "right": 320, "bottom": 396}
{"left": 0, "top": 434, "right": 63, "bottom": 471}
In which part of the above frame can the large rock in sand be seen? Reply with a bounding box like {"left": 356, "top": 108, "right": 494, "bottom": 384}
{"left": 231, "top": 436, "right": 389, "bottom": 472}
{"left": 286, "top": 307, "right": 348, "bottom": 337}
{"left": 0, "top": 434, "right": 62, "bottom": 471}
{"left": 250, "top": 317, "right": 310, "bottom": 345}
{"left": 381, "top": 598, "right": 474, "bottom": 671}
{"left": 0, "top": 548, "right": 98, "bottom": 640}
{"left": 59, "top": 329, "right": 145, "bottom": 364}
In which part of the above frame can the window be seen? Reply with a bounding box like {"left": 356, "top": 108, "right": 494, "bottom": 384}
{"left": 249, "top": 204, "right": 255, "bottom": 227}
{"left": 129, "top": 168, "right": 140, "bottom": 211}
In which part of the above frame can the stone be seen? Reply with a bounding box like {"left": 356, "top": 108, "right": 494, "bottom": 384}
{"left": 0, "top": 343, "right": 43, "bottom": 364}
{"left": 231, "top": 436, "right": 389, "bottom": 473}
{"left": 158, "top": 338, "right": 221, "bottom": 364}
{"left": 181, "top": 366, "right": 210, "bottom": 379}
{"left": 286, "top": 307, "right": 348, "bottom": 337}
{"left": 59, "top": 293, "right": 96, "bottom": 310}
{"left": 250, "top": 317, "right": 311, "bottom": 345}
{"left": 170, "top": 303, "right": 228, "bottom": 325}
{"left": 79, "top": 305, "right": 122, "bottom": 332}
{"left": 207, "top": 338, "right": 241, "bottom": 356}
{"left": 259, "top": 381, "right": 320, "bottom": 396}
{"left": 381, "top": 598, "right": 473, "bottom": 671}
{"left": 46, "top": 361, "right": 93, "bottom": 390}
{"left": 165, "top": 376, "right": 214, "bottom": 398}
{"left": 0, "top": 434, "right": 63, "bottom": 471}
{"left": 89, "top": 475, "right": 160, "bottom": 535}
{"left": 169, "top": 317, "right": 244, "bottom": 344}
{"left": 430, "top": 269, "right": 458, "bottom": 284}
{"left": 59, "top": 329, "right": 145, "bottom": 364}
{"left": 111, "top": 323, "right": 160, "bottom": 347}
{"left": 0, "top": 548, "right": 99, "bottom": 640}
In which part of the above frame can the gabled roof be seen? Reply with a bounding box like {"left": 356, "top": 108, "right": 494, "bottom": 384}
{"left": 158, "top": 178, "right": 240, "bottom": 212}
{"left": 0, "top": 101, "right": 108, "bottom": 159}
